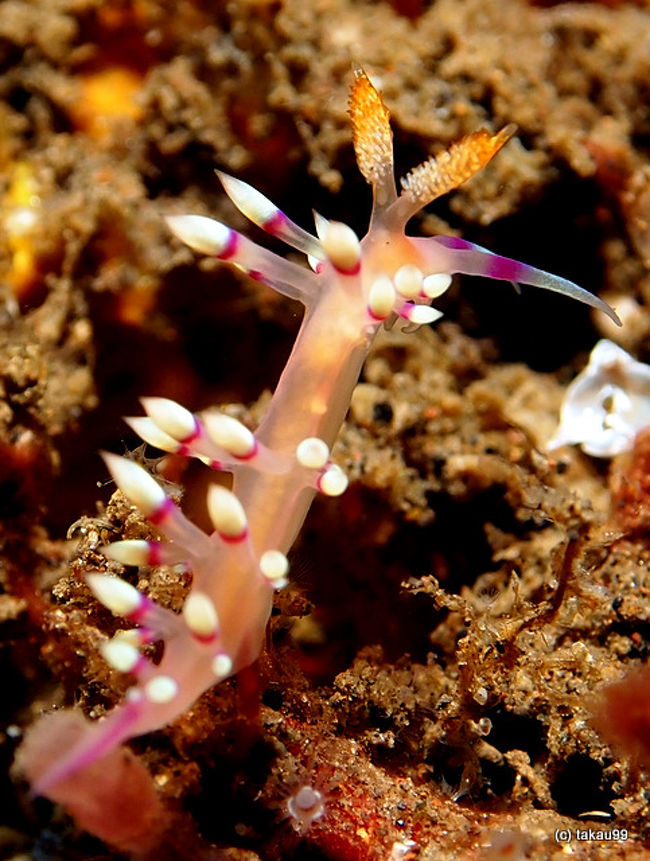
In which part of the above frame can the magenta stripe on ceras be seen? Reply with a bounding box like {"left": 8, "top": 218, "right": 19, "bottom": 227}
{"left": 34, "top": 690, "right": 146, "bottom": 796}
{"left": 118, "top": 591, "right": 155, "bottom": 626}
{"left": 315, "top": 216, "right": 362, "bottom": 276}
{"left": 434, "top": 235, "right": 529, "bottom": 281}
{"left": 260, "top": 205, "right": 325, "bottom": 260}
{"left": 146, "top": 495, "right": 211, "bottom": 558}
{"left": 199, "top": 412, "right": 291, "bottom": 475}
{"left": 230, "top": 438, "right": 296, "bottom": 475}
{"left": 101, "top": 637, "right": 152, "bottom": 677}
{"left": 210, "top": 228, "right": 270, "bottom": 281}
{"left": 117, "top": 625, "right": 158, "bottom": 647}
{"left": 213, "top": 227, "right": 239, "bottom": 260}
{"left": 167, "top": 418, "right": 227, "bottom": 471}
{"left": 110, "top": 601, "right": 149, "bottom": 629}
{"left": 320, "top": 237, "right": 360, "bottom": 275}
{"left": 168, "top": 213, "right": 320, "bottom": 304}
{"left": 175, "top": 419, "right": 201, "bottom": 447}
{"left": 481, "top": 253, "right": 529, "bottom": 281}
{"left": 218, "top": 526, "right": 249, "bottom": 544}
{"left": 85, "top": 573, "right": 169, "bottom": 642}
{"left": 206, "top": 484, "right": 249, "bottom": 544}
{"left": 145, "top": 540, "right": 189, "bottom": 567}
{"left": 127, "top": 605, "right": 151, "bottom": 629}
{"left": 262, "top": 208, "right": 288, "bottom": 237}
{"left": 435, "top": 235, "right": 473, "bottom": 250}
{"left": 150, "top": 406, "right": 280, "bottom": 476}
{"left": 294, "top": 437, "right": 349, "bottom": 498}
{"left": 216, "top": 170, "right": 324, "bottom": 260}
{"left": 147, "top": 495, "right": 177, "bottom": 526}
{"left": 182, "top": 590, "right": 221, "bottom": 644}
{"left": 333, "top": 258, "right": 361, "bottom": 276}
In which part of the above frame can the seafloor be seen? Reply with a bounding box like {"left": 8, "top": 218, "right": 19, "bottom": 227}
{"left": 2, "top": 1, "right": 650, "bottom": 859}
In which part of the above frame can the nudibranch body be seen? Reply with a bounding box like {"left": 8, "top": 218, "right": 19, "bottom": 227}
{"left": 18, "top": 70, "right": 618, "bottom": 842}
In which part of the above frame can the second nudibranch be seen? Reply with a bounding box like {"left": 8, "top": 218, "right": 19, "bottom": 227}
{"left": 548, "top": 340, "right": 650, "bottom": 457}
{"left": 26, "top": 70, "right": 618, "bottom": 799}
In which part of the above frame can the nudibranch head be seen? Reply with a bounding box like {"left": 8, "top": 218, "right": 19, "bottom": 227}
{"left": 167, "top": 69, "right": 619, "bottom": 336}
{"left": 548, "top": 340, "right": 650, "bottom": 457}
{"left": 346, "top": 69, "right": 618, "bottom": 327}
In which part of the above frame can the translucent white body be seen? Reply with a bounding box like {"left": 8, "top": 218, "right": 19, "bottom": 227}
{"left": 548, "top": 339, "right": 650, "bottom": 457}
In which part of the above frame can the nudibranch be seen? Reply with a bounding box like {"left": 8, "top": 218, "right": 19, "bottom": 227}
{"left": 17, "top": 70, "right": 618, "bottom": 848}
{"left": 168, "top": 71, "right": 620, "bottom": 332}
{"left": 548, "top": 340, "right": 650, "bottom": 457}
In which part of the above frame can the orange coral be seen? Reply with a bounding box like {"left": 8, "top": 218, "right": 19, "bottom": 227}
{"left": 69, "top": 67, "right": 144, "bottom": 141}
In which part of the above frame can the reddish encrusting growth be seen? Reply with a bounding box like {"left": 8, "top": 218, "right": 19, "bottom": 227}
{"left": 16, "top": 70, "right": 618, "bottom": 850}
{"left": 610, "top": 426, "right": 650, "bottom": 533}
{"left": 591, "top": 664, "right": 650, "bottom": 771}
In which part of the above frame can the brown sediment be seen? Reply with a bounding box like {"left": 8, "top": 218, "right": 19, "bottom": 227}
{"left": 2, "top": 0, "right": 650, "bottom": 858}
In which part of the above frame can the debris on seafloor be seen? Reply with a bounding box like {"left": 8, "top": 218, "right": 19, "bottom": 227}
{"left": 548, "top": 340, "right": 650, "bottom": 457}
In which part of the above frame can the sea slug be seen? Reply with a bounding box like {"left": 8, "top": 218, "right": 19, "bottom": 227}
{"left": 16, "top": 70, "right": 618, "bottom": 851}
